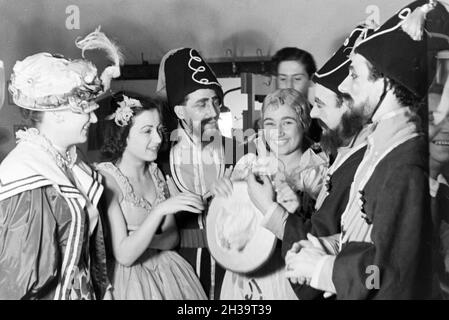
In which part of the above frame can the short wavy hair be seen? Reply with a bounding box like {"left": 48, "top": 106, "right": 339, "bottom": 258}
{"left": 261, "top": 88, "right": 311, "bottom": 132}
{"left": 101, "top": 93, "right": 164, "bottom": 161}
{"left": 367, "top": 60, "right": 423, "bottom": 111}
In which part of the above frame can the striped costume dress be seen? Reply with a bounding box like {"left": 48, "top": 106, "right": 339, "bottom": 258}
{"left": 0, "top": 129, "right": 109, "bottom": 299}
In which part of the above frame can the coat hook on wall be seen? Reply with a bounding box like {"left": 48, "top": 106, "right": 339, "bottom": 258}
{"left": 226, "top": 49, "right": 237, "bottom": 75}
{"left": 256, "top": 48, "right": 266, "bottom": 73}
{"left": 141, "top": 52, "right": 148, "bottom": 65}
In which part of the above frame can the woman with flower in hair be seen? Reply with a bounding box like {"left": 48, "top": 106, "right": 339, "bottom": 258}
{"left": 96, "top": 93, "right": 207, "bottom": 300}
{"left": 0, "top": 27, "right": 121, "bottom": 300}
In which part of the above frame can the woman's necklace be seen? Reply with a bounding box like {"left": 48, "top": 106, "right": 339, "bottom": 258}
{"left": 16, "top": 127, "right": 77, "bottom": 172}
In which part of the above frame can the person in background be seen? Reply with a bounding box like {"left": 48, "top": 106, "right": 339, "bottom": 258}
{"left": 271, "top": 47, "right": 322, "bottom": 143}
{"left": 0, "top": 27, "right": 121, "bottom": 299}
{"left": 96, "top": 93, "right": 207, "bottom": 300}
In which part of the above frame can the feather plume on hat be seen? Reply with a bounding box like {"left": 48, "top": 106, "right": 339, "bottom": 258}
{"left": 75, "top": 26, "right": 124, "bottom": 91}
{"left": 9, "top": 26, "right": 124, "bottom": 113}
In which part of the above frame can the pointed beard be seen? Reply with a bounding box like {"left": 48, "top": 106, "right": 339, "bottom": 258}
{"left": 184, "top": 118, "right": 218, "bottom": 141}
{"left": 339, "top": 107, "right": 365, "bottom": 141}
{"left": 319, "top": 124, "right": 343, "bottom": 156}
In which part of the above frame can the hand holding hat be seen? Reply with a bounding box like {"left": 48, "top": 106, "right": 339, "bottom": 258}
{"left": 247, "top": 172, "right": 276, "bottom": 215}
{"left": 207, "top": 180, "right": 277, "bottom": 273}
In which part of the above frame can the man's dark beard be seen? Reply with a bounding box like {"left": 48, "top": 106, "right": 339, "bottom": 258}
{"left": 319, "top": 121, "right": 343, "bottom": 156}
{"left": 340, "top": 108, "right": 365, "bottom": 142}
{"left": 200, "top": 117, "right": 220, "bottom": 146}
{"left": 318, "top": 108, "right": 365, "bottom": 156}
{"left": 187, "top": 117, "right": 218, "bottom": 137}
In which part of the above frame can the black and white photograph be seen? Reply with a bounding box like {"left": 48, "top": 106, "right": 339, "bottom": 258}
{"left": 0, "top": 0, "right": 449, "bottom": 305}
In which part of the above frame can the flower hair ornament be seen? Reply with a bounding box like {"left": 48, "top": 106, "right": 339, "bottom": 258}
{"left": 105, "top": 95, "right": 143, "bottom": 127}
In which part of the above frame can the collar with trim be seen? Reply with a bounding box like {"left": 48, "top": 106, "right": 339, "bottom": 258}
{"left": 0, "top": 140, "right": 102, "bottom": 207}
{"left": 368, "top": 107, "right": 420, "bottom": 148}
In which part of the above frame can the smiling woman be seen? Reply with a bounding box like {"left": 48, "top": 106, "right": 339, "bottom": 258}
{"left": 96, "top": 92, "right": 207, "bottom": 300}
{"left": 218, "top": 88, "right": 327, "bottom": 301}
{"left": 430, "top": 81, "right": 449, "bottom": 177}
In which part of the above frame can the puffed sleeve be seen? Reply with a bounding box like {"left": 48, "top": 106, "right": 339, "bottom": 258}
{"left": 0, "top": 187, "right": 59, "bottom": 300}
{"left": 287, "top": 149, "right": 328, "bottom": 199}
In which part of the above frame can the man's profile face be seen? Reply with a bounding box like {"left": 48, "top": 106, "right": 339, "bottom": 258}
{"left": 310, "top": 83, "right": 347, "bottom": 131}
{"left": 338, "top": 53, "right": 384, "bottom": 121}
{"left": 178, "top": 88, "right": 221, "bottom": 141}
{"left": 311, "top": 83, "right": 364, "bottom": 154}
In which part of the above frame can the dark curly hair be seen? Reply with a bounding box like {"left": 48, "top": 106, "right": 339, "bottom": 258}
{"left": 366, "top": 62, "right": 425, "bottom": 130}
{"left": 367, "top": 62, "right": 424, "bottom": 112}
{"left": 271, "top": 47, "right": 317, "bottom": 78}
{"left": 101, "top": 93, "right": 165, "bottom": 162}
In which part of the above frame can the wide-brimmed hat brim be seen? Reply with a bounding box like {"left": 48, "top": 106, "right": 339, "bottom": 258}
{"left": 206, "top": 181, "right": 277, "bottom": 274}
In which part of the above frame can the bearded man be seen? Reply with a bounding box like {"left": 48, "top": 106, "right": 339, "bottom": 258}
{"left": 285, "top": 0, "right": 449, "bottom": 299}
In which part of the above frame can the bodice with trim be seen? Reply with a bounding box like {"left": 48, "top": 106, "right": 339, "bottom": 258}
{"left": 96, "top": 162, "right": 169, "bottom": 232}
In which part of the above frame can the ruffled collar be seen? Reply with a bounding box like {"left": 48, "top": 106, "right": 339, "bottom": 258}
{"left": 0, "top": 128, "right": 103, "bottom": 207}
{"left": 16, "top": 127, "right": 77, "bottom": 171}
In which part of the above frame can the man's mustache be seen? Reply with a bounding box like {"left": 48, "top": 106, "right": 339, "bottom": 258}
{"left": 190, "top": 118, "right": 218, "bottom": 130}
{"left": 340, "top": 93, "right": 353, "bottom": 105}
{"left": 316, "top": 119, "right": 330, "bottom": 132}
{"left": 201, "top": 117, "right": 217, "bottom": 126}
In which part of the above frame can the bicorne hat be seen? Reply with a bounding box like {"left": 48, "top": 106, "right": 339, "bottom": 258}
{"left": 355, "top": 0, "right": 449, "bottom": 99}
{"left": 313, "top": 23, "right": 377, "bottom": 94}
